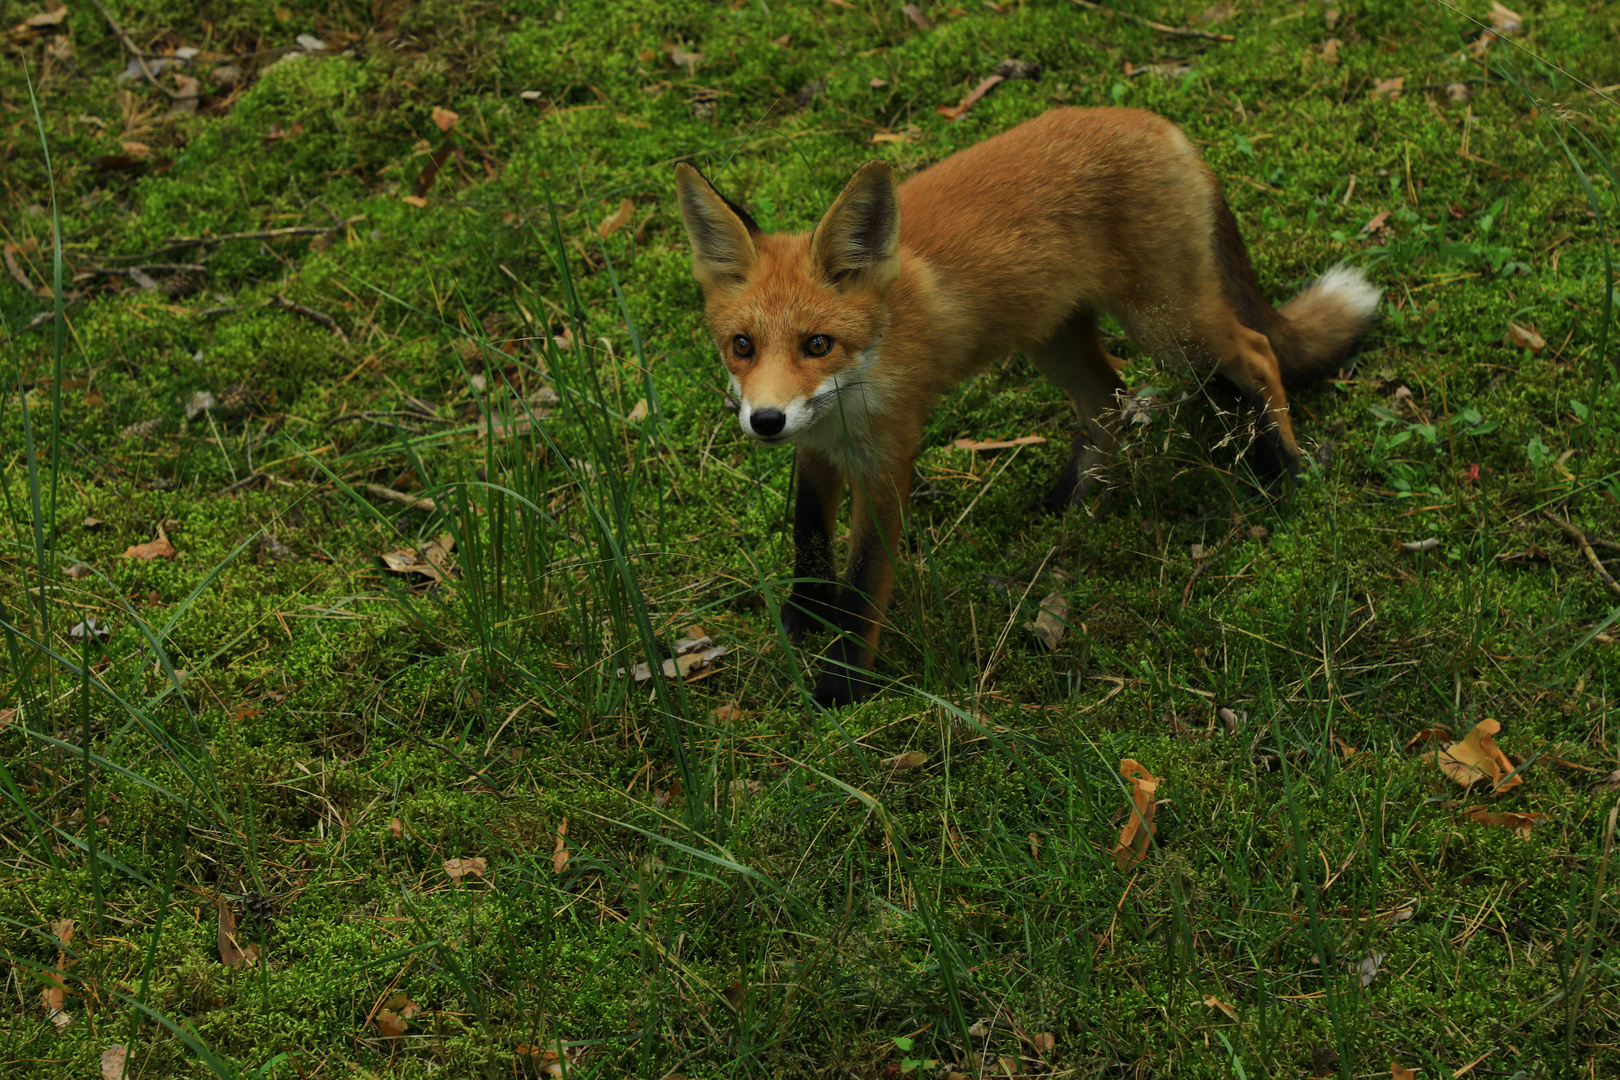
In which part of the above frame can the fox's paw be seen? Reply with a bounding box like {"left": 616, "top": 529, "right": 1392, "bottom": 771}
{"left": 811, "top": 665, "right": 873, "bottom": 708}
{"left": 781, "top": 591, "right": 837, "bottom": 643}
{"left": 810, "top": 638, "right": 875, "bottom": 707}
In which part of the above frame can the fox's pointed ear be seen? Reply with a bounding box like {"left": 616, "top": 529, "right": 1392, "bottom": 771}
{"left": 675, "top": 163, "right": 759, "bottom": 290}
{"left": 810, "top": 160, "right": 900, "bottom": 292}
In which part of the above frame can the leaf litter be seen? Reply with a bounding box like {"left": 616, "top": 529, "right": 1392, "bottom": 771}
{"left": 217, "top": 895, "right": 261, "bottom": 969}
{"left": 619, "top": 625, "right": 728, "bottom": 683}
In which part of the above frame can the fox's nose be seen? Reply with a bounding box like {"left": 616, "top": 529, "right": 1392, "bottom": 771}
{"left": 750, "top": 408, "right": 787, "bottom": 437}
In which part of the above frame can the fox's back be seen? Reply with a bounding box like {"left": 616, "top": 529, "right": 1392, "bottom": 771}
{"left": 896, "top": 108, "right": 1217, "bottom": 353}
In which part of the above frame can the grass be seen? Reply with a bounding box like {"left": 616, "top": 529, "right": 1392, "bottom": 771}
{"left": 2, "top": 0, "right": 1618, "bottom": 1076}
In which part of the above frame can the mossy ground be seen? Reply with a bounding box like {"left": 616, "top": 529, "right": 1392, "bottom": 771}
{"left": 2, "top": 1, "right": 1618, "bottom": 1077}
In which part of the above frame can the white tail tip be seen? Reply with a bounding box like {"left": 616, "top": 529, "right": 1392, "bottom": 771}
{"left": 1313, "top": 264, "right": 1381, "bottom": 321}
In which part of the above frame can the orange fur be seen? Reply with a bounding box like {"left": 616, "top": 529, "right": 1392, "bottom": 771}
{"left": 676, "top": 107, "right": 1379, "bottom": 705}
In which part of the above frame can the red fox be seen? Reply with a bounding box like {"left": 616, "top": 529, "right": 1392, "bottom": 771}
{"left": 675, "top": 107, "right": 1378, "bottom": 705}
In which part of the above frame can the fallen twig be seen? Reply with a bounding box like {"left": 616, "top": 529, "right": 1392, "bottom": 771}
{"left": 1069, "top": 0, "right": 1236, "bottom": 43}
{"left": 105, "top": 219, "right": 363, "bottom": 262}
{"left": 364, "top": 484, "right": 439, "bottom": 513}
{"left": 269, "top": 293, "right": 349, "bottom": 342}
{"left": 407, "top": 733, "right": 515, "bottom": 802}
{"left": 1545, "top": 510, "right": 1620, "bottom": 599}
{"left": 88, "top": 0, "right": 181, "bottom": 99}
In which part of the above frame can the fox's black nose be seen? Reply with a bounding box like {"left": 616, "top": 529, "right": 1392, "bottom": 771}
{"left": 750, "top": 408, "right": 786, "bottom": 437}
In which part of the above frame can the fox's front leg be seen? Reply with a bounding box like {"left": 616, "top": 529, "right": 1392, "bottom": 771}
{"left": 812, "top": 459, "right": 912, "bottom": 707}
{"left": 783, "top": 447, "right": 844, "bottom": 642}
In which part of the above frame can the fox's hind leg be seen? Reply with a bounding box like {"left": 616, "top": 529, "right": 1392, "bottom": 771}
{"left": 1184, "top": 307, "right": 1302, "bottom": 480}
{"left": 1028, "top": 310, "right": 1128, "bottom": 513}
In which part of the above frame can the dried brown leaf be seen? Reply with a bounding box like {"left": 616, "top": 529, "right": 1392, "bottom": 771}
{"left": 1203, "top": 994, "right": 1239, "bottom": 1021}
{"left": 1404, "top": 725, "right": 1452, "bottom": 749}
{"left": 432, "top": 106, "right": 460, "bottom": 132}
{"left": 217, "top": 896, "right": 261, "bottom": 969}
{"left": 1465, "top": 805, "right": 1545, "bottom": 836}
{"left": 444, "top": 856, "right": 487, "bottom": 882}
{"left": 383, "top": 990, "right": 422, "bottom": 1018}
{"left": 1371, "top": 76, "right": 1405, "bottom": 100}
{"left": 883, "top": 750, "right": 929, "bottom": 771}
{"left": 1437, "top": 718, "right": 1523, "bottom": 795}
{"left": 1111, "top": 759, "right": 1159, "bottom": 870}
{"left": 1505, "top": 321, "right": 1545, "bottom": 354}
{"left": 376, "top": 1009, "right": 408, "bottom": 1038}
{"left": 598, "top": 198, "right": 635, "bottom": 239}
{"left": 1026, "top": 590, "right": 1069, "bottom": 651}
{"left": 901, "top": 4, "right": 933, "bottom": 30}
{"left": 51, "top": 919, "right": 74, "bottom": 946}
{"left": 101, "top": 1044, "right": 129, "bottom": 1080}
{"left": 122, "top": 531, "right": 176, "bottom": 561}
{"left": 1392, "top": 1063, "right": 1416, "bottom": 1080}
{"left": 626, "top": 397, "right": 649, "bottom": 423}
{"left": 1488, "top": 2, "right": 1523, "bottom": 32}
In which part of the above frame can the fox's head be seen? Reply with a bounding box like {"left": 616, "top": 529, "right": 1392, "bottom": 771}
{"left": 675, "top": 161, "right": 900, "bottom": 446}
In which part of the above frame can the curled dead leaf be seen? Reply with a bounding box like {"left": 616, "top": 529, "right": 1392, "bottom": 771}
{"left": 122, "top": 530, "right": 177, "bottom": 561}
{"left": 376, "top": 1009, "right": 408, "bottom": 1038}
{"left": 552, "top": 818, "right": 570, "bottom": 874}
{"left": 1505, "top": 321, "right": 1545, "bottom": 354}
{"left": 1371, "top": 76, "right": 1405, "bottom": 100}
{"left": 1111, "top": 759, "right": 1159, "bottom": 870}
{"left": 444, "top": 856, "right": 487, "bottom": 882}
{"left": 1393, "top": 1062, "right": 1416, "bottom": 1080}
{"left": 1465, "top": 805, "right": 1546, "bottom": 836}
{"left": 598, "top": 198, "right": 635, "bottom": 239}
{"left": 1026, "top": 590, "right": 1069, "bottom": 651}
{"left": 1203, "top": 994, "right": 1239, "bottom": 1021}
{"left": 432, "top": 106, "right": 459, "bottom": 132}
{"left": 1436, "top": 718, "right": 1523, "bottom": 795}
{"left": 883, "top": 750, "right": 929, "bottom": 771}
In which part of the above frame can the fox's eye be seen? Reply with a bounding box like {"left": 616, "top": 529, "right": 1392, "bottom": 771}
{"left": 805, "top": 334, "right": 833, "bottom": 357}
{"left": 732, "top": 334, "right": 754, "bottom": 358}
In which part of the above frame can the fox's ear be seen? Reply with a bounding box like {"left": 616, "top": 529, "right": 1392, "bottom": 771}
{"left": 810, "top": 160, "right": 900, "bottom": 292}
{"left": 675, "top": 163, "right": 759, "bottom": 289}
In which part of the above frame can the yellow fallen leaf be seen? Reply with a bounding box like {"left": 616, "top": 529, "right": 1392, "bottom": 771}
{"left": 1203, "top": 994, "right": 1239, "bottom": 1022}
{"left": 1111, "top": 759, "right": 1159, "bottom": 870}
{"left": 1437, "top": 718, "right": 1523, "bottom": 795}
{"left": 883, "top": 750, "right": 928, "bottom": 771}
{"left": 1392, "top": 1063, "right": 1415, "bottom": 1080}
{"left": 444, "top": 856, "right": 487, "bottom": 882}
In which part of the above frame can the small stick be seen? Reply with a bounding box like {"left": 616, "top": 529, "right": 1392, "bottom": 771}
{"left": 105, "top": 220, "right": 363, "bottom": 262}
{"left": 407, "top": 733, "right": 515, "bottom": 801}
{"left": 268, "top": 294, "right": 349, "bottom": 342}
{"left": 88, "top": 0, "right": 180, "bottom": 99}
{"left": 364, "top": 484, "right": 439, "bottom": 513}
{"left": 1545, "top": 510, "right": 1620, "bottom": 600}
{"left": 1069, "top": 0, "right": 1236, "bottom": 43}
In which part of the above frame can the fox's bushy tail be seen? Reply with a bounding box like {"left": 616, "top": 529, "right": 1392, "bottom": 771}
{"left": 1212, "top": 196, "right": 1380, "bottom": 387}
